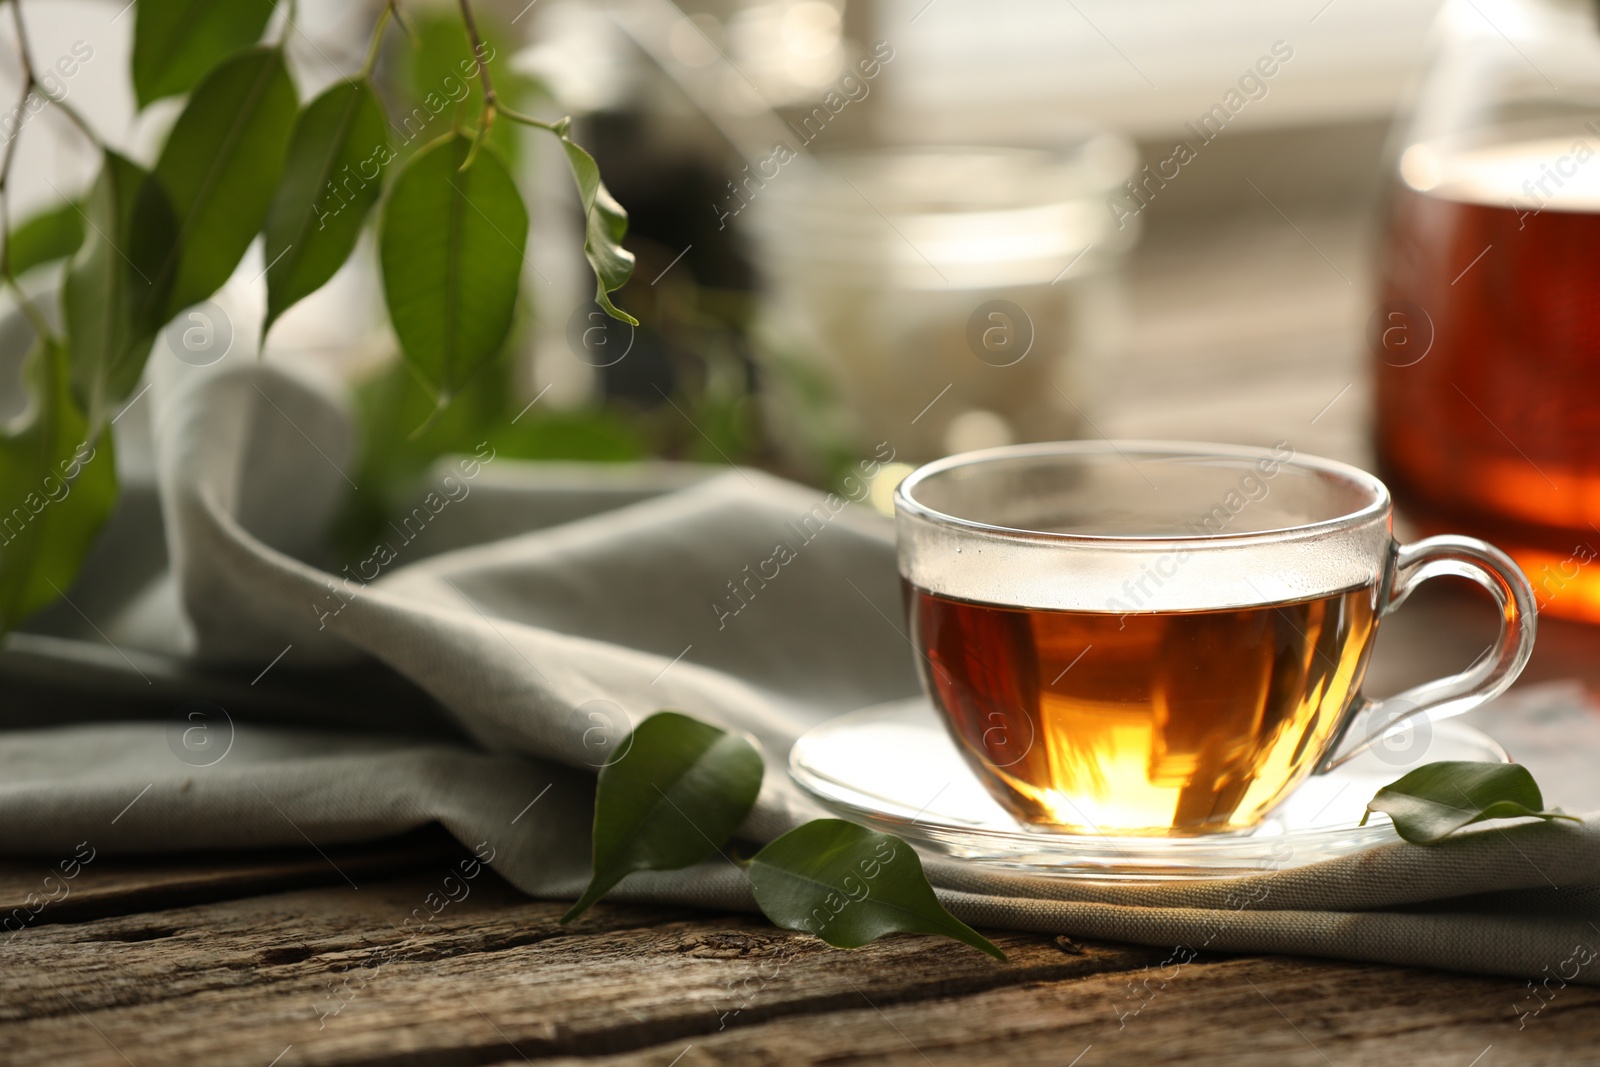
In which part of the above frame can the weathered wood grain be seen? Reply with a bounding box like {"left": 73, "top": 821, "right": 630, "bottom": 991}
{"left": 5, "top": 862, "right": 1596, "bottom": 1067}
{"left": 0, "top": 828, "right": 461, "bottom": 930}
{"left": 517, "top": 953, "right": 1600, "bottom": 1067}
{"left": 0, "top": 869, "right": 1166, "bottom": 1067}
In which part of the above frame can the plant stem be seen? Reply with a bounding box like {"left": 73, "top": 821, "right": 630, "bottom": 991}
{"left": 407, "top": 397, "right": 448, "bottom": 441}
{"left": 0, "top": 0, "right": 59, "bottom": 340}
{"left": 3, "top": 274, "right": 53, "bottom": 342}
{"left": 457, "top": 0, "right": 496, "bottom": 103}
{"left": 454, "top": 0, "right": 497, "bottom": 169}
{"left": 455, "top": 0, "right": 568, "bottom": 137}
{"left": 278, "top": 0, "right": 299, "bottom": 46}
{"left": 361, "top": 0, "right": 395, "bottom": 79}
{"left": 496, "top": 104, "right": 567, "bottom": 134}
{"left": 6, "top": 0, "right": 102, "bottom": 150}
{"left": 458, "top": 107, "right": 492, "bottom": 171}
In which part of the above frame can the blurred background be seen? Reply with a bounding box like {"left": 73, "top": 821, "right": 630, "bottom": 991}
{"left": 3, "top": 0, "right": 1433, "bottom": 470}
{"left": 18, "top": 0, "right": 1600, "bottom": 639}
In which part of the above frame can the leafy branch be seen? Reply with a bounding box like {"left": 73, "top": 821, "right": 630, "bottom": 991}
{"left": 453, "top": 0, "right": 638, "bottom": 325}
{"left": 0, "top": 0, "right": 638, "bottom": 636}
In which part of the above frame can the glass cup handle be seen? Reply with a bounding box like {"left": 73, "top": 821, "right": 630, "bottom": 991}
{"left": 1318, "top": 534, "right": 1537, "bottom": 773}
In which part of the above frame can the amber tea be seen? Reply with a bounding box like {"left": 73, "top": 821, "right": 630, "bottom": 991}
{"left": 908, "top": 585, "right": 1378, "bottom": 834}
{"left": 1378, "top": 129, "right": 1600, "bottom": 621}
{"left": 893, "top": 442, "right": 1536, "bottom": 837}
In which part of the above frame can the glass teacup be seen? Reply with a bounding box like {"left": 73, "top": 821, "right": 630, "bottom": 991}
{"left": 894, "top": 441, "right": 1536, "bottom": 836}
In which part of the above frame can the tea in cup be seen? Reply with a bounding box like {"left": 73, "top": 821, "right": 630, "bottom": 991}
{"left": 894, "top": 441, "right": 1536, "bottom": 835}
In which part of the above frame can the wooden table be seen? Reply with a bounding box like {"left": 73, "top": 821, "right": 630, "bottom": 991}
{"left": 5, "top": 827, "right": 1599, "bottom": 1067}
{"left": 8, "top": 211, "right": 1600, "bottom": 1066}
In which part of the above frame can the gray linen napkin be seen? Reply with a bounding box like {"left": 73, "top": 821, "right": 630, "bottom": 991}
{"left": 2, "top": 354, "right": 1596, "bottom": 992}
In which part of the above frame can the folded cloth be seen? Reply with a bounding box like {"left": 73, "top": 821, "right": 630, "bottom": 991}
{"left": 2, "top": 355, "right": 1596, "bottom": 988}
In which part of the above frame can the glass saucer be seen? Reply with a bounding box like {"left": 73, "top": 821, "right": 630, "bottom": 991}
{"left": 789, "top": 699, "right": 1510, "bottom": 882}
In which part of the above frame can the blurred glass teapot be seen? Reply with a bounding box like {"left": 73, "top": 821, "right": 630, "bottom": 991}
{"left": 746, "top": 134, "right": 1139, "bottom": 476}
{"left": 1376, "top": 0, "right": 1600, "bottom": 621}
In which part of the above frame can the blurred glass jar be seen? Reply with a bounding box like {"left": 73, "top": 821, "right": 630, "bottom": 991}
{"left": 1375, "top": 0, "right": 1600, "bottom": 621}
{"left": 745, "top": 136, "right": 1139, "bottom": 476}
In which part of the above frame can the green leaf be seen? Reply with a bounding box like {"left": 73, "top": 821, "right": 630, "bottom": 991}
{"left": 1363, "top": 761, "right": 1583, "bottom": 844}
{"left": 747, "top": 820, "right": 1005, "bottom": 961}
{"left": 6, "top": 201, "right": 85, "bottom": 278}
{"left": 131, "top": 0, "right": 276, "bottom": 107}
{"left": 557, "top": 133, "right": 637, "bottom": 325}
{"left": 261, "top": 79, "right": 390, "bottom": 338}
{"left": 0, "top": 338, "right": 117, "bottom": 634}
{"left": 563, "top": 711, "right": 764, "bottom": 923}
{"left": 379, "top": 133, "right": 527, "bottom": 406}
{"left": 63, "top": 150, "right": 179, "bottom": 431}
{"left": 153, "top": 46, "right": 297, "bottom": 319}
